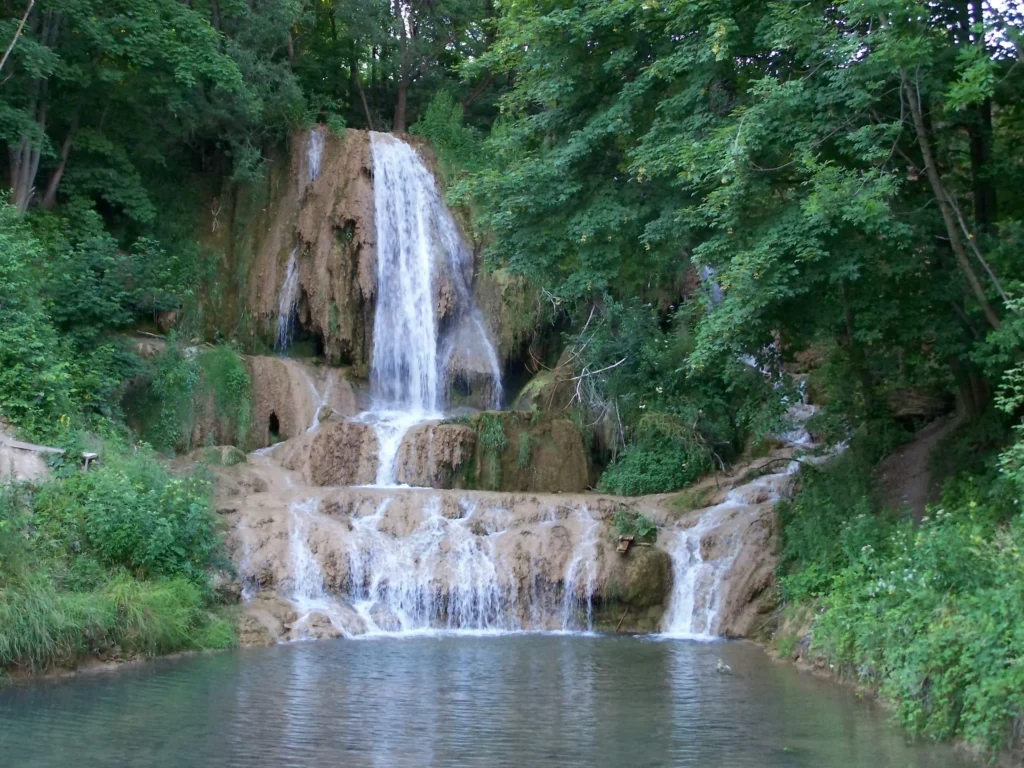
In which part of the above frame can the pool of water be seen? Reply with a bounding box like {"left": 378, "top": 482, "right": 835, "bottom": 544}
{"left": 0, "top": 636, "right": 971, "bottom": 768}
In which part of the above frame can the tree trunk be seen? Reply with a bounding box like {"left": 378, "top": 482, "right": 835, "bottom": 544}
{"left": 394, "top": 73, "right": 408, "bottom": 133}
{"left": 902, "top": 71, "right": 1001, "bottom": 331}
{"left": 462, "top": 74, "right": 493, "bottom": 110}
{"left": 840, "top": 280, "right": 876, "bottom": 416}
{"left": 356, "top": 71, "right": 374, "bottom": 131}
{"left": 41, "top": 104, "right": 81, "bottom": 209}
{"left": 968, "top": 100, "right": 996, "bottom": 231}
{"left": 393, "top": 0, "right": 409, "bottom": 133}
{"left": 9, "top": 90, "right": 45, "bottom": 213}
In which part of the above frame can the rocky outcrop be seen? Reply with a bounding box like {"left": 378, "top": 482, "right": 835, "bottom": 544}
{"left": 306, "top": 420, "right": 379, "bottom": 485}
{"left": 594, "top": 545, "right": 674, "bottom": 632}
{"left": 465, "top": 412, "right": 590, "bottom": 493}
{"left": 290, "top": 411, "right": 590, "bottom": 493}
{"left": 247, "top": 357, "right": 356, "bottom": 449}
{"left": 395, "top": 422, "right": 476, "bottom": 487}
{"left": 197, "top": 130, "right": 376, "bottom": 366}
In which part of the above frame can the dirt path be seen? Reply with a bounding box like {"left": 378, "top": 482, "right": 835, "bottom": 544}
{"left": 875, "top": 411, "right": 964, "bottom": 522}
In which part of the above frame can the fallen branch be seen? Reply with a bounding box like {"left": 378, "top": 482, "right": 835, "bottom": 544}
{"left": 0, "top": 0, "right": 33, "bottom": 79}
{"left": 568, "top": 357, "right": 627, "bottom": 382}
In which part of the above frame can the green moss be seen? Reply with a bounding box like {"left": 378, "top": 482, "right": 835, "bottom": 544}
{"left": 667, "top": 487, "right": 713, "bottom": 515}
{"left": 516, "top": 433, "right": 534, "bottom": 469}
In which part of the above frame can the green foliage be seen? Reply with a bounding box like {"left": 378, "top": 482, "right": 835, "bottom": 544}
{"left": 134, "top": 342, "right": 251, "bottom": 454}
{"left": 812, "top": 476, "right": 1024, "bottom": 752}
{"left": 778, "top": 412, "right": 1024, "bottom": 752}
{"left": 31, "top": 451, "right": 222, "bottom": 583}
{"left": 516, "top": 433, "right": 534, "bottom": 470}
{"left": 776, "top": 450, "right": 889, "bottom": 601}
{"left": 477, "top": 414, "right": 509, "bottom": 491}
{"left": 411, "top": 91, "right": 484, "bottom": 182}
{"left": 600, "top": 442, "right": 706, "bottom": 497}
{"left": 0, "top": 205, "right": 72, "bottom": 436}
{"left": 0, "top": 439, "right": 235, "bottom": 673}
{"left": 0, "top": 573, "right": 234, "bottom": 672}
{"left": 612, "top": 508, "right": 658, "bottom": 543}
{"left": 478, "top": 414, "right": 509, "bottom": 452}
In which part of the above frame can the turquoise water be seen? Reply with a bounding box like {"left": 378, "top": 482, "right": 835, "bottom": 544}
{"left": 0, "top": 635, "right": 971, "bottom": 767}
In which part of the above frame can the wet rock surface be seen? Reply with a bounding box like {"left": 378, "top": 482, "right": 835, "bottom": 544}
{"left": 215, "top": 433, "right": 801, "bottom": 643}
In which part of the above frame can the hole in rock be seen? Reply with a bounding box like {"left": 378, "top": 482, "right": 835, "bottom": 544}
{"left": 269, "top": 412, "right": 281, "bottom": 442}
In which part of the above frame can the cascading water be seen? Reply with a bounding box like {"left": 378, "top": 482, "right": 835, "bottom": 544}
{"left": 560, "top": 508, "right": 600, "bottom": 632}
{"left": 242, "top": 491, "right": 607, "bottom": 637}
{"left": 286, "top": 498, "right": 352, "bottom": 638}
{"left": 660, "top": 469, "right": 795, "bottom": 639}
{"left": 361, "top": 132, "right": 502, "bottom": 485}
{"left": 305, "top": 127, "right": 325, "bottom": 189}
{"left": 660, "top": 505, "right": 738, "bottom": 640}
{"left": 276, "top": 247, "right": 301, "bottom": 352}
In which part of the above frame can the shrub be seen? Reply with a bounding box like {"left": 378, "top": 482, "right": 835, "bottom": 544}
{"left": 31, "top": 447, "right": 222, "bottom": 583}
{"left": 0, "top": 572, "right": 235, "bottom": 672}
{"left": 599, "top": 427, "right": 711, "bottom": 496}
{"left": 0, "top": 440, "right": 234, "bottom": 673}
{"left": 0, "top": 205, "right": 73, "bottom": 437}
{"left": 133, "top": 342, "right": 251, "bottom": 453}
{"left": 516, "top": 433, "right": 534, "bottom": 469}
{"left": 612, "top": 508, "right": 658, "bottom": 543}
{"left": 813, "top": 480, "right": 1024, "bottom": 752}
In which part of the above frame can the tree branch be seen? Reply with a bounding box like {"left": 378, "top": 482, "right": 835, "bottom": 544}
{"left": 0, "top": 0, "right": 34, "bottom": 79}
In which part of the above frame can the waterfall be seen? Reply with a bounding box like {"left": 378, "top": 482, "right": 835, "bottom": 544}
{"left": 660, "top": 472, "right": 792, "bottom": 638}
{"left": 306, "top": 127, "right": 325, "bottom": 187}
{"left": 363, "top": 132, "right": 502, "bottom": 485}
{"left": 660, "top": 508, "right": 735, "bottom": 639}
{"left": 286, "top": 498, "right": 351, "bottom": 638}
{"left": 560, "top": 507, "right": 600, "bottom": 632}
{"left": 245, "top": 491, "right": 605, "bottom": 636}
{"left": 276, "top": 247, "right": 301, "bottom": 352}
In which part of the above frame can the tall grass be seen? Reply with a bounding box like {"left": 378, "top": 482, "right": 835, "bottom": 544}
{"left": 0, "top": 572, "right": 235, "bottom": 672}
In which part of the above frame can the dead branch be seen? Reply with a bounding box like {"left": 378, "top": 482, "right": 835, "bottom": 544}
{"left": 0, "top": 0, "right": 34, "bottom": 79}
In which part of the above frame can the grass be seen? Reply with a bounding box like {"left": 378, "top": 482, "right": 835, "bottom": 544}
{"left": 0, "top": 572, "right": 236, "bottom": 673}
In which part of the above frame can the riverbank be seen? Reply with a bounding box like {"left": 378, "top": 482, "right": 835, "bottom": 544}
{"left": 760, "top": 420, "right": 1024, "bottom": 763}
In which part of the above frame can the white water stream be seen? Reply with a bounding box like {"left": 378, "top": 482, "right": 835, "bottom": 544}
{"left": 275, "top": 247, "right": 301, "bottom": 352}
{"left": 359, "top": 132, "right": 502, "bottom": 485}
{"left": 273, "top": 494, "right": 603, "bottom": 635}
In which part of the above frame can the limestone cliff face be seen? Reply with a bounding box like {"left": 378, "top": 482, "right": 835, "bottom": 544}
{"left": 196, "top": 128, "right": 526, "bottom": 389}
{"left": 197, "top": 130, "right": 376, "bottom": 368}
{"left": 298, "top": 412, "right": 592, "bottom": 493}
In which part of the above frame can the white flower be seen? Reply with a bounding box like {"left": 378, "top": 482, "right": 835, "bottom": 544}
{"left": 655, "top": 386, "right": 663, "bottom": 394}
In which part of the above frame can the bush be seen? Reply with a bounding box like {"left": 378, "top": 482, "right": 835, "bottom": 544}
{"left": 813, "top": 478, "right": 1024, "bottom": 752}
{"left": 776, "top": 412, "right": 1024, "bottom": 754}
{"left": 0, "top": 205, "right": 73, "bottom": 437}
{"left": 0, "top": 441, "right": 235, "bottom": 673}
{"left": 131, "top": 342, "right": 251, "bottom": 453}
{"left": 599, "top": 443, "right": 706, "bottom": 496}
{"left": 612, "top": 508, "right": 658, "bottom": 543}
{"left": 775, "top": 450, "right": 888, "bottom": 601}
{"left": 31, "top": 448, "right": 222, "bottom": 583}
{"left": 0, "top": 572, "right": 235, "bottom": 672}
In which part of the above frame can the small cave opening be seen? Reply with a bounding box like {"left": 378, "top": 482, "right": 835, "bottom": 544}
{"left": 451, "top": 373, "right": 472, "bottom": 399}
{"left": 287, "top": 292, "right": 326, "bottom": 360}
{"left": 268, "top": 412, "right": 281, "bottom": 443}
{"left": 501, "top": 343, "right": 538, "bottom": 408}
